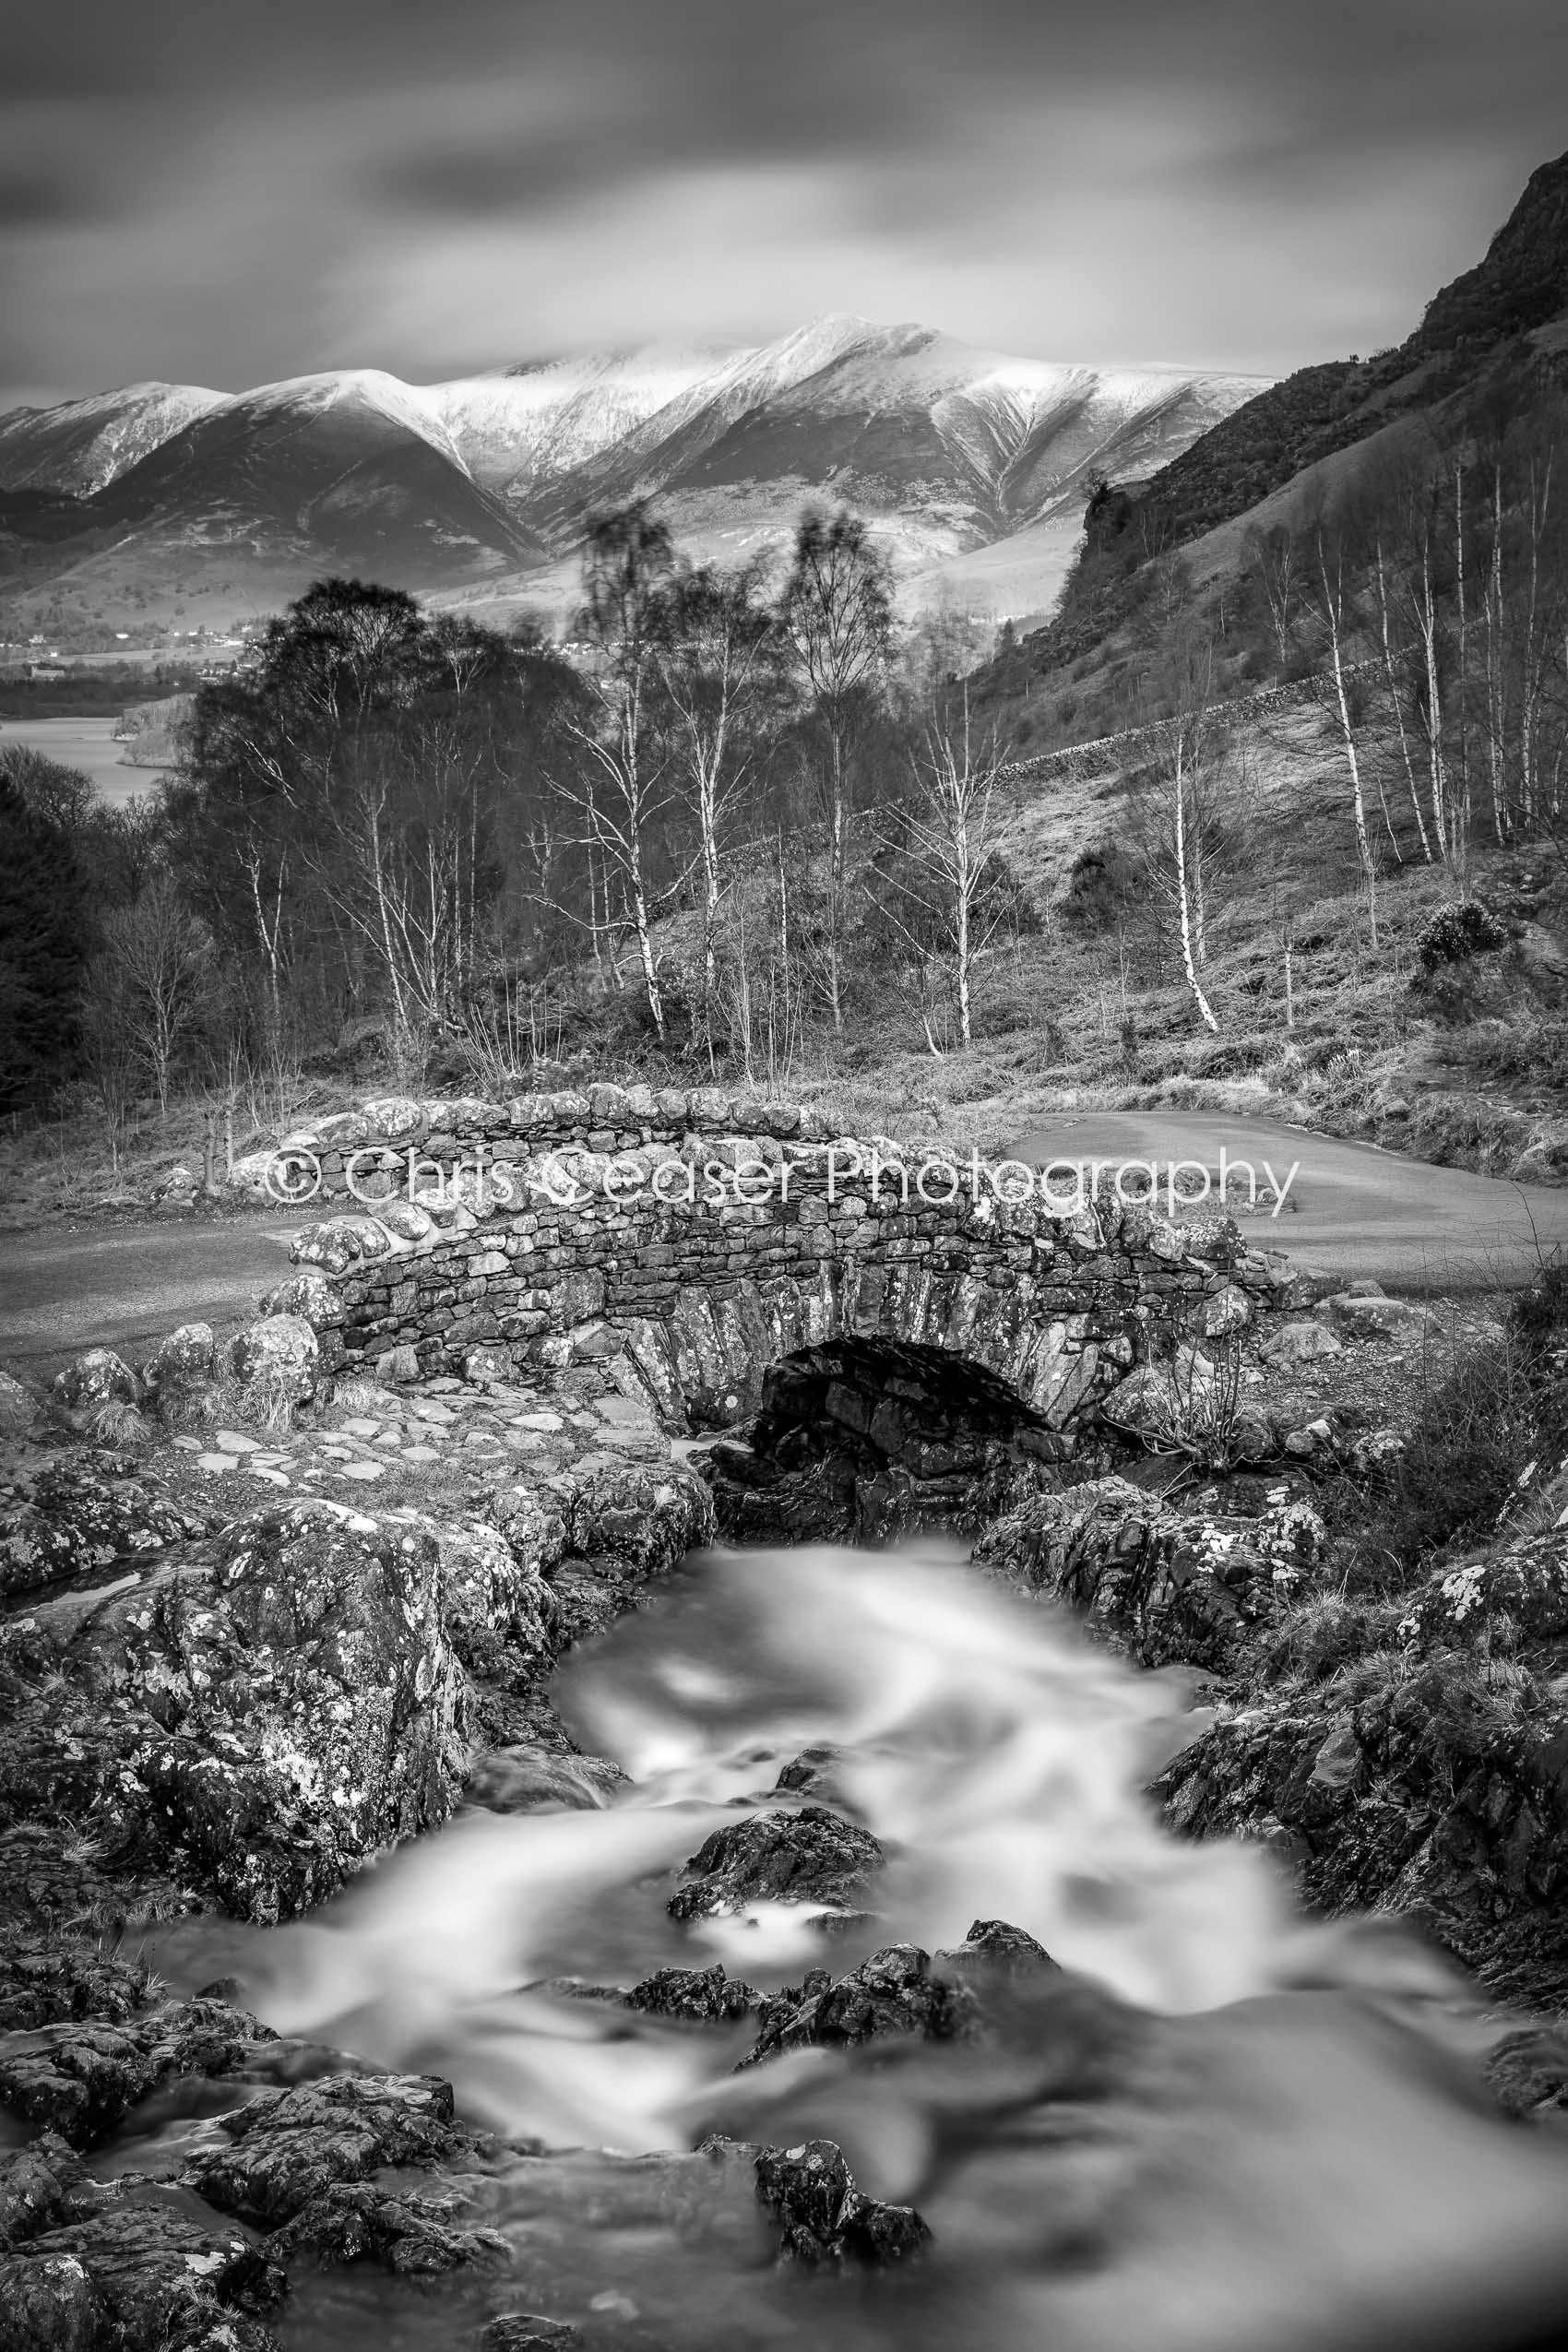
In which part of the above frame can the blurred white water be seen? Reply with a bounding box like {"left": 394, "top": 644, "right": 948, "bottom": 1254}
{"left": 209, "top": 1546, "right": 1442, "bottom": 2143}
{"left": 152, "top": 1545, "right": 1568, "bottom": 2352}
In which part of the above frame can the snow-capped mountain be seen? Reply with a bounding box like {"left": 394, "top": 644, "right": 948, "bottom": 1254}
{"left": 0, "top": 382, "right": 226, "bottom": 497}
{"left": 0, "top": 318, "right": 1268, "bottom": 627}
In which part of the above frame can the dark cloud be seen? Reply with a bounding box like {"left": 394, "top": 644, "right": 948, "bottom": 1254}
{"left": 3, "top": 0, "right": 1567, "bottom": 407}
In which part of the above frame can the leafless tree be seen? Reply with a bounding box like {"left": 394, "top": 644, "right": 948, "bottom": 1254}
{"left": 1127, "top": 646, "right": 1252, "bottom": 1034}
{"left": 780, "top": 507, "right": 895, "bottom": 1034}
{"left": 550, "top": 504, "right": 677, "bottom": 1039}
{"left": 882, "top": 693, "right": 1008, "bottom": 1049}
{"left": 93, "top": 877, "right": 213, "bottom": 1116}
{"left": 653, "top": 560, "right": 778, "bottom": 1056}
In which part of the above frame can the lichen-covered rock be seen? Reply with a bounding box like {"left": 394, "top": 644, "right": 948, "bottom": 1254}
{"left": 753, "top": 2139, "right": 931, "bottom": 2271}
{"left": 140, "top": 1324, "right": 220, "bottom": 1433}
{"left": 1257, "top": 1319, "right": 1344, "bottom": 1371}
{"left": 1317, "top": 1294, "right": 1438, "bottom": 1344}
{"left": 668, "top": 1807, "right": 884, "bottom": 1923}
{"left": 0, "top": 1370, "right": 42, "bottom": 1440}
{"left": 0, "top": 1450, "right": 204, "bottom": 1603}
{"left": 268, "top": 2181, "right": 507, "bottom": 2275}
{"left": 52, "top": 1350, "right": 141, "bottom": 1417}
{"left": 227, "top": 1146, "right": 287, "bottom": 1201}
{"left": 221, "top": 1317, "right": 319, "bottom": 1428}
{"left": 257, "top": 1270, "right": 341, "bottom": 1326}
{"left": 1397, "top": 1532, "right": 1568, "bottom": 1648}
{"left": 2, "top": 2190, "right": 287, "bottom": 2351}
{"left": 434, "top": 1517, "right": 554, "bottom": 1684}
{"left": 122, "top": 1503, "right": 469, "bottom": 1920}
{"left": 564, "top": 1461, "right": 715, "bottom": 1575}
{"left": 975, "top": 1476, "right": 1313, "bottom": 1670}
{"left": 0, "top": 1946, "right": 149, "bottom": 2034}
{"left": 182, "top": 2073, "right": 471, "bottom": 2227}
{"left": 750, "top": 1944, "right": 979, "bottom": 2065}
{"left": 0, "top": 2133, "right": 88, "bottom": 2249}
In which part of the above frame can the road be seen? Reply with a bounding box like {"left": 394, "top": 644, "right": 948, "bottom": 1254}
{"left": 0, "top": 1218, "right": 312, "bottom": 1377}
{"left": 1006, "top": 1110, "right": 1568, "bottom": 1291}
{"left": 1, "top": 1116, "right": 1564, "bottom": 1382}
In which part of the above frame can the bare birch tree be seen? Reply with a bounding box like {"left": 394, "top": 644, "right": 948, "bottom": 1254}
{"left": 652, "top": 561, "right": 778, "bottom": 1056}
{"left": 881, "top": 693, "right": 1008, "bottom": 1049}
{"left": 780, "top": 508, "right": 894, "bottom": 1034}
{"left": 551, "top": 504, "right": 676, "bottom": 1039}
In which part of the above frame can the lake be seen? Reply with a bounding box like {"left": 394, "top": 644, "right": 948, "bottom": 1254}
{"left": 0, "top": 715, "right": 171, "bottom": 805}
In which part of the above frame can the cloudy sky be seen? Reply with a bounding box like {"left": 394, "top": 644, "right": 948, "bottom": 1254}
{"left": 3, "top": 0, "right": 1566, "bottom": 410}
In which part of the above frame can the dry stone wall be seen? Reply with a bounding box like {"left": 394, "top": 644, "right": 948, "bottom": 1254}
{"left": 269, "top": 1089, "right": 1305, "bottom": 1437}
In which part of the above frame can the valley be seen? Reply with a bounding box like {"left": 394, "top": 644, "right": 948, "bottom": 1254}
{"left": 9, "top": 113, "right": 1568, "bottom": 2352}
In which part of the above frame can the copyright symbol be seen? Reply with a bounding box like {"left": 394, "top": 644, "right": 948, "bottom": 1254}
{"left": 264, "top": 1148, "right": 322, "bottom": 1204}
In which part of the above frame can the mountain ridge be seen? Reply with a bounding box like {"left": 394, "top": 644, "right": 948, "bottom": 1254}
{"left": 0, "top": 317, "right": 1268, "bottom": 632}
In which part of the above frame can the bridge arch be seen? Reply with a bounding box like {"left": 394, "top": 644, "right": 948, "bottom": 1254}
{"left": 265, "top": 1087, "right": 1286, "bottom": 1440}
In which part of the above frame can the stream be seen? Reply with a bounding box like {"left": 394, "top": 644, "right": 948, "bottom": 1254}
{"left": 117, "top": 1545, "right": 1568, "bottom": 2352}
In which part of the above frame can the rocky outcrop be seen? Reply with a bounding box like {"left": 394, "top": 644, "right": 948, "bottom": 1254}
{"left": 1161, "top": 1521, "right": 1568, "bottom": 1985}
{"left": 975, "top": 1476, "right": 1326, "bottom": 1669}
{"left": 749, "top": 1942, "right": 980, "bottom": 2064}
{"left": 668, "top": 1808, "right": 885, "bottom": 1923}
{"left": 753, "top": 2139, "right": 932, "bottom": 2271}
{"left": 0, "top": 1446, "right": 212, "bottom": 1603}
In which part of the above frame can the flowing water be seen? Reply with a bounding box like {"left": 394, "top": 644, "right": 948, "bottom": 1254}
{"left": 135, "top": 1547, "right": 1568, "bottom": 2352}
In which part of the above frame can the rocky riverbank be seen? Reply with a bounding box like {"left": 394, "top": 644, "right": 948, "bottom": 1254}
{"left": 4, "top": 1237, "right": 1568, "bottom": 2345}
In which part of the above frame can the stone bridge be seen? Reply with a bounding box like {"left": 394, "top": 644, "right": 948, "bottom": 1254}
{"left": 260, "top": 1085, "right": 1299, "bottom": 1441}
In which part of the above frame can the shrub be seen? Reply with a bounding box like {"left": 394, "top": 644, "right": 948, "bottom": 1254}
{"left": 1415, "top": 898, "right": 1507, "bottom": 974}
{"left": 1353, "top": 1324, "right": 1539, "bottom": 1586}
{"left": 1059, "top": 843, "right": 1146, "bottom": 934}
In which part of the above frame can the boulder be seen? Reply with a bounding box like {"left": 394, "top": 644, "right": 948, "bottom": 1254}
{"left": 1257, "top": 1319, "right": 1344, "bottom": 1371}
{"left": 563, "top": 1461, "right": 714, "bottom": 1576}
{"left": 149, "top": 1163, "right": 200, "bottom": 1207}
{"left": 222, "top": 1315, "right": 320, "bottom": 1427}
{"left": 183, "top": 2072, "right": 472, "bottom": 2227}
{"left": 1397, "top": 1534, "right": 1568, "bottom": 1649}
{"left": 668, "top": 1807, "right": 884, "bottom": 1922}
{"left": 934, "top": 1918, "right": 1061, "bottom": 1981}
{"left": 259, "top": 1267, "right": 341, "bottom": 1325}
{"left": 52, "top": 1349, "right": 140, "bottom": 1416}
{"left": 624, "top": 1966, "right": 761, "bottom": 2025}
{"left": 0, "top": 1370, "right": 42, "bottom": 1440}
{"left": 750, "top": 1943, "right": 979, "bottom": 2064}
{"left": 140, "top": 1322, "right": 220, "bottom": 1433}
{"left": 0, "top": 2191, "right": 285, "bottom": 2352}
{"left": 0, "top": 1451, "right": 201, "bottom": 1603}
{"left": 0, "top": 1998, "right": 262, "bottom": 2149}
{"left": 269, "top": 2180, "right": 505, "bottom": 2274}
{"left": 753, "top": 2140, "right": 931, "bottom": 2270}
{"left": 123, "top": 1502, "right": 469, "bottom": 1920}
{"left": 227, "top": 1146, "right": 292, "bottom": 1202}
{"left": 1317, "top": 1294, "right": 1439, "bottom": 1345}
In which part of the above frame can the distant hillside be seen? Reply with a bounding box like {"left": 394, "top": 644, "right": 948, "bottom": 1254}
{"left": 986, "top": 144, "right": 1568, "bottom": 718}
{"left": 0, "top": 320, "right": 1266, "bottom": 636}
